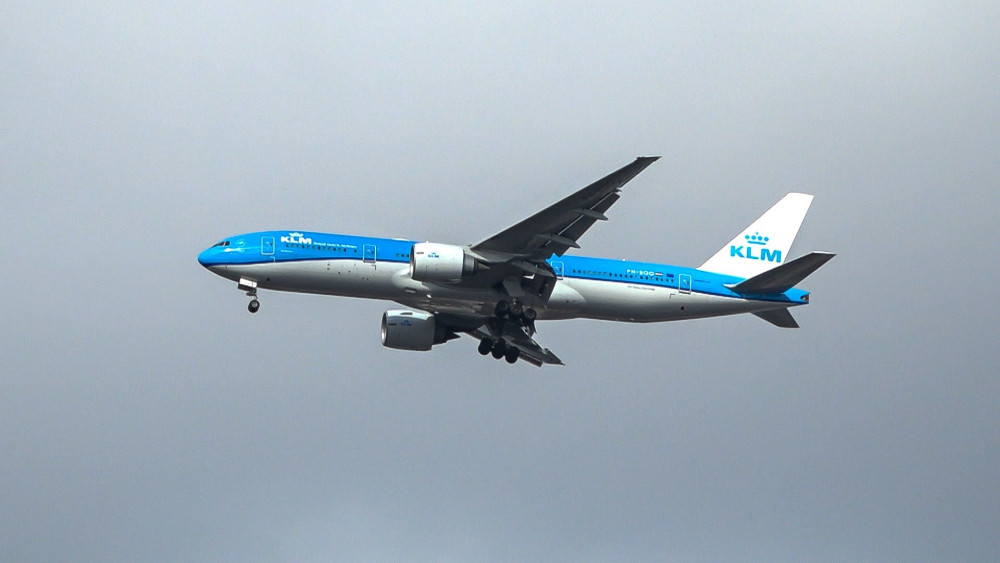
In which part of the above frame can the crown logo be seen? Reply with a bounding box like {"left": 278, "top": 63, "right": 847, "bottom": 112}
{"left": 745, "top": 232, "right": 769, "bottom": 246}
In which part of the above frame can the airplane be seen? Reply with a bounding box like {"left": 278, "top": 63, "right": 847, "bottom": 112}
{"left": 197, "top": 157, "right": 834, "bottom": 366}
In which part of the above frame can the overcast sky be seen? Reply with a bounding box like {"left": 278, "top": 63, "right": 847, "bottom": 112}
{"left": 3, "top": 2, "right": 999, "bottom": 561}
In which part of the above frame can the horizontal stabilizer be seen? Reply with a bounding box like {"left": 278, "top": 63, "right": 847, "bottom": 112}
{"left": 752, "top": 308, "right": 799, "bottom": 328}
{"left": 730, "top": 251, "right": 835, "bottom": 295}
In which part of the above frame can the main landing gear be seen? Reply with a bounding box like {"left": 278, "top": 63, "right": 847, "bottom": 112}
{"left": 494, "top": 299, "right": 536, "bottom": 325}
{"left": 477, "top": 337, "right": 520, "bottom": 364}
{"left": 477, "top": 299, "right": 535, "bottom": 365}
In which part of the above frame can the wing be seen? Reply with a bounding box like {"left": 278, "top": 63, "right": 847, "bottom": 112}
{"left": 471, "top": 156, "right": 659, "bottom": 262}
{"left": 433, "top": 157, "right": 660, "bottom": 366}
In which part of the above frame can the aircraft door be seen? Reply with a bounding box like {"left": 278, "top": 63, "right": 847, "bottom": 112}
{"left": 551, "top": 261, "right": 564, "bottom": 279}
{"left": 363, "top": 244, "right": 377, "bottom": 264}
{"left": 679, "top": 273, "right": 692, "bottom": 294}
{"left": 261, "top": 236, "right": 275, "bottom": 256}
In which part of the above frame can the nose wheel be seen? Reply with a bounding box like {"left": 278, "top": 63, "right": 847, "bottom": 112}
{"left": 237, "top": 278, "right": 261, "bottom": 314}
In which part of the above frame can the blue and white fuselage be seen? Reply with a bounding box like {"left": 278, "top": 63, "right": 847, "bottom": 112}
{"left": 197, "top": 158, "right": 834, "bottom": 366}
{"left": 198, "top": 231, "right": 809, "bottom": 322}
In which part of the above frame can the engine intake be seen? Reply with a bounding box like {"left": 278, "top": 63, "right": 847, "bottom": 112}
{"left": 409, "top": 242, "right": 477, "bottom": 282}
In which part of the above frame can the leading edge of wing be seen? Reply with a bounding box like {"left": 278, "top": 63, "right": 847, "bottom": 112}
{"left": 471, "top": 156, "right": 659, "bottom": 259}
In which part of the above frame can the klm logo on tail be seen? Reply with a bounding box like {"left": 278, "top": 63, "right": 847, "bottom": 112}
{"left": 730, "top": 232, "right": 782, "bottom": 263}
{"left": 698, "top": 193, "right": 811, "bottom": 278}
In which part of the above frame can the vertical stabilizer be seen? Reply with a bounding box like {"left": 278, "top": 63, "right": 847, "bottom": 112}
{"left": 698, "top": 193, "right": 813, "bottom": 279}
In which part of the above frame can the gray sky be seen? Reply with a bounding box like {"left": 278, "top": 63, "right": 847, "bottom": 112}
{"left": 3, "top": 2, "right": 999, "bottom": 561}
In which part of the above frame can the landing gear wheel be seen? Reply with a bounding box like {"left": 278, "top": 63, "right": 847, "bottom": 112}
{"left": 477, "top": 339, "right": 493, "bottom": 356}
{"left": 248, "top": 299, "right": 260, "bottom": 313}
{"left": 491, "top": 340, "right": 507, "bottom": 359}
{"left": 523, "top": 308, "right": 537, "bottom": 322}
{"left": 509, "top": 301, "right": 524, "bottom": 317}
{"left": 504, "top": 347, "right": 520, "bottom": 364}
{"left": 494, "top": 300, "right": 510, "bottom": 317}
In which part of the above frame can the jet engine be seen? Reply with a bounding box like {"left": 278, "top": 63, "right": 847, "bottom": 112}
{"left": 409, "top": 242, "right": 477, "bottom": 282}
{"left": 381, "top": 309, "right": 457, "bottom": 351}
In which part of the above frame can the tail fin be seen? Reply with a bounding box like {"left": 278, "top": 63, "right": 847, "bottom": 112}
{"left": 698, "top": 193, "right": 813, "bottom": 278}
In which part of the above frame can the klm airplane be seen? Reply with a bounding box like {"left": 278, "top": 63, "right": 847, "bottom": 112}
{"left": 198, "top": 157, "right": 834, "bottom": 366}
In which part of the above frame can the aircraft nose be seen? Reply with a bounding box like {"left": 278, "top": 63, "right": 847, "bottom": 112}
{"left": 197, "top": 247, "right": 222, "bottom": 269}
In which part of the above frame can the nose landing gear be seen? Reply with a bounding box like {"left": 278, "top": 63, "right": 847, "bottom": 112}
{"left": 238, "top": 278, "right": 260, "bottom": 314}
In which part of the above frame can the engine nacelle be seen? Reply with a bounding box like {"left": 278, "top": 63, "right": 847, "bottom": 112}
{"left": 381, "top": 309, "right": 437, "bottom": 351}
{"left": 409, "top": 242, "right": 477, "bottom": 282}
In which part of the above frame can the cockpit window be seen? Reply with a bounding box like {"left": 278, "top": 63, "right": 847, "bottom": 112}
{"left": 212, "top": 240, "right": 231, "bottom": 247}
